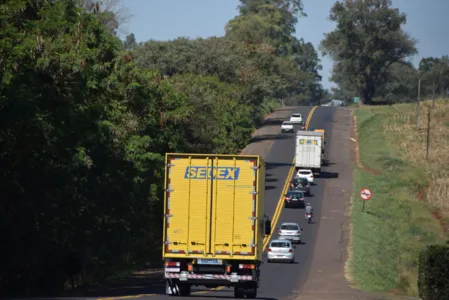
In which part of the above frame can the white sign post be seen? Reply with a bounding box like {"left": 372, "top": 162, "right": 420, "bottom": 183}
{"left": 360, "top": 188, "right": 372, "bottom": 211}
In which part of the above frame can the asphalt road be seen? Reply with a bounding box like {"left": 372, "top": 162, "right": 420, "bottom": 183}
{"left": 36, "top": 106, "right": 337, "bottom": 300}
{"left": 195, "top": 106, "right": 336, "bottom": 300}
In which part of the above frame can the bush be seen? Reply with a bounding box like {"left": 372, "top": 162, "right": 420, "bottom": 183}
{"left": 418, "top": 244, "right": 449, "bottom": 300}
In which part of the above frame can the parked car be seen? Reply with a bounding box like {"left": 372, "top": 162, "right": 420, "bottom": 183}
{"left": 267, "top": 239, "right": 295, "bottom": 263}
{"left": 289, "top": 113, "right": 303, "bottom": 123}
{"left": 281, "top": 121, "right": 294, "bottom": 133}
{"left": 284, "top": 190, "right": 306, "bottom": 208}
{"left": 289, "top": 177, "right": 311, "bottom": 196}
{"left": 278, "top": 222, "right": 302, "bottom": 244}
{"left": 295, "top": 169, "right": 314, "bottom": 184}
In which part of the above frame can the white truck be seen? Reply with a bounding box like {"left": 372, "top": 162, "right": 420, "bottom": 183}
{"left": 295, "top": 131, "right": 323, "bottom": 174}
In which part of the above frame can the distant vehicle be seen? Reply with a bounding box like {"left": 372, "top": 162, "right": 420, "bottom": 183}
{"left": 296, "top": 169, "right": 314, "bottom": 184}
{"left": 289, "top": 113, "right": 303, "bottom": 123}
{"left": 295, "top": 131, "right": 323, "bottom": 175}
{"left": 267, "top": 239, "right": 295, "bottom": 263}
{"left": 281, "top": 121, "right": 294, "bottom": 133}
{"left": 278, "top": 222, "right": 302, "bottom": 244}
{"left": 284, "top": 190, "right": 305, "bottom": 208}
{"left": 305, "top": 212, "right": 313, "bottom": 223}
{"left": 313, "top": 129, "right": 326, "bottom": 163}
{"left": 289, "top": 177, "right": 311, "bottom": 196}
{"left": 321, "top": 100, "right": 346, "bottom": 107}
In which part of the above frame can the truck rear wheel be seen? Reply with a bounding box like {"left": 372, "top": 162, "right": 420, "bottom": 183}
{"left": 179, "top": 284, "right": 191, "bottom": 296}
{"left": 244, "top": 283, "right": 258, "bottom": 298}
{"left": 234, "top": 286, "right": 245, "bottom": 298}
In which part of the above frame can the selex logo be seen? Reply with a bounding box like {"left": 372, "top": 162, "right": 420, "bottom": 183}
{"left": 184, "top": 166, "right": 241, "bottom": 180}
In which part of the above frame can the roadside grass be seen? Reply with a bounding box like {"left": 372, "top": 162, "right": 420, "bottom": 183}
{"left": 349, "top": 99, "right": 449, "bottom": 296}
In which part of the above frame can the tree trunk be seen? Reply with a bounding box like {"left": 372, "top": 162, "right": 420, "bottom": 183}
{"left": 360, "top": 81, "right": 374, "bottom": 105}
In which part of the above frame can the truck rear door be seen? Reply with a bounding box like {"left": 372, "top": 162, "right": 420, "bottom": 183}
{"left": 164, "top": 154, "right": 259, "bottom": 258}
{"left": 165, "top": 155, "right": 212, "bottom": 255}
{"left": 210, "top": 156, "right": 258, "bottom": 256}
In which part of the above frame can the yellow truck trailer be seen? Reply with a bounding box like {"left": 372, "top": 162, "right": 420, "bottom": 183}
{"left": 162, "top": 153, "right": 271, "bottom": 298}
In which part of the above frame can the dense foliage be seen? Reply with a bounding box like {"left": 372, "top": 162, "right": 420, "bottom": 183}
{"left": 418, "top": 244, "right": 449, "bottom": 300}
{"left": 0, "top": 0, "right": 323, "bottom": 296}
{"left": 320, "top": 0, "right": 449, "bottom": 104}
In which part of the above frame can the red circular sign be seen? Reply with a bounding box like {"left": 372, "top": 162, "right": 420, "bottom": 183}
{"left": 360, "top": 188, "right": 372, "bottom": 201}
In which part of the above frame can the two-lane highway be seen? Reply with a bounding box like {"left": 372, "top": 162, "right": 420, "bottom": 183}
{"left": 171, "top": 106, "right": 337, "bottom": 300}
{"left": 57, "top": 106, "right": 338, "bottom": 300}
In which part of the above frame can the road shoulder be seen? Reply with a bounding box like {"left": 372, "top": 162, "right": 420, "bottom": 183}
{"left": 296, "top": 108, "right": 382, "bottom": 300}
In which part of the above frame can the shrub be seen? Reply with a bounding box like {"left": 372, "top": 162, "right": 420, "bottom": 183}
{"left": 418, "top": 244, "right": 449, "bottom": 300}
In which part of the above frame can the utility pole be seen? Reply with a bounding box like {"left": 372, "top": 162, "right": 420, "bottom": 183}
{"left": 416, "top": 78, "right": 421, "bottom": 129}
{"left": 426, "top": 105, "right": 431, "bottom": 161}
{"left": 432, "top": 80, "right": 436, "bottom": 108}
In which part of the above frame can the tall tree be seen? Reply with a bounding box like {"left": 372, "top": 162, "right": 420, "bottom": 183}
{"left": 419, "top": 56, "right": 449, "bottom": 98}
{"left": 123, "top": 33, "right": 137, "bottom": 49}
{"left": 320, "top": 0, "right": 417, "bottom": 104}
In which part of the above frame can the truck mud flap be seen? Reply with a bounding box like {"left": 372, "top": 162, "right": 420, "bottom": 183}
{"left": 166, "top": 278, "right": 180, "bottom": 295}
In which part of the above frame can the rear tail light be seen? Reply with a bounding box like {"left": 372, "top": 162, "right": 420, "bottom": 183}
{"left": 268, "top": 248, "right": 272, "bottom": 252}
{"left": 187, "top": 264, "right": 193, "bottom": 271}
{"left": 288, "top": 249, "right": 293, "bottom": 253}
{"left": 239, "top": 264, "right": 255, "bottom": 269}
{"left": 165, "top": 261, "right": 180, "bottom": 267}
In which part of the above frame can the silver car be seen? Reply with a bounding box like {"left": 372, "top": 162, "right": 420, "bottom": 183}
{"left": 278, "top": 222, "right": 302, "bottom": 244}
{"left": 267, "top": 239, "right": 295, "bottom": 263}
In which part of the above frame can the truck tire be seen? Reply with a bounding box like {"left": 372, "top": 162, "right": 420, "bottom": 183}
{"left": 234, "top": 286, "right": 245, "bottom": 298}
{"left": 244, "top": 283, "right": 258, "bottom": 298}
{"left": 179, "top": 284, "right": 191, "bottom": 297}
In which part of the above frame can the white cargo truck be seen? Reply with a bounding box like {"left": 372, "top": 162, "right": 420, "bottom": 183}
{"left": 295, "top": 131, "right": 323, "bottom": 174}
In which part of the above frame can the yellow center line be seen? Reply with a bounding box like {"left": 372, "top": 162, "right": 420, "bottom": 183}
{"left": 100, "top": 107, "right": 319, "bottom": 300}
{"left": 262, "top": 106, "right": 318, "bottom": 250}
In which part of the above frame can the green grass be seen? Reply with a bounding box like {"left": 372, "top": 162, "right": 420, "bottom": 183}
{"left": 349, "top": 107, "right": 444, "bottom": 296}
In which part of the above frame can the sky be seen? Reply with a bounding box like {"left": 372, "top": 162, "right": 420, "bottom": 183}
{"left": 119, "top": 0, "right": 449, "bottom": 90}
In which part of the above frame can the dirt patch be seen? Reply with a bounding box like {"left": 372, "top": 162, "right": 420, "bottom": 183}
{"left": 415, "top": 184, "right": 449, "bottom": 233}
{"left": 351, "top": 112, "right": 381, "bottom": 176}
{"left": 416, "top": 185, "right": 428, "bottom": 201}
{"left": 431, "top": 210, "right": 449, "bottom": 233}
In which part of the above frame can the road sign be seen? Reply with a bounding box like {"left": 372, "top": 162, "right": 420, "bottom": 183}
{"left": 353, "top": 97, "right": 360, "bottom": 103}
{"left": 360, "top": 188, "right": 372, "bottom": 200}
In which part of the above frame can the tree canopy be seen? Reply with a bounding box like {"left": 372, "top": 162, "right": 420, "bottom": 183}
{"left": 320, "top": 0, "right": 418, "bottom": 104}
{"left": 0, "top": 0, "right": 323, "bottom": 296}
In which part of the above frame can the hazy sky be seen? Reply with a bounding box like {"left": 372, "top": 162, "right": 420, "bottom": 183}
{"left": 120, "top": 0, "right": 449, "bottom": 90}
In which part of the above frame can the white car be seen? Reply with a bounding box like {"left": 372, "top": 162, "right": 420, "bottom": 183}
{"left": 267, "top": 239, "right": 295, "bottom": 263}
{"left": 289, "top": 113, "right": 303, "bottom": 123}
{"left": 296, "top": 169, "right": 314, "bottom": 184}
{"left": 278, "top": 222, "right": 302, "bottom": 244}
{"left": 281, "top": 121, "right": 294, "bottom": 133}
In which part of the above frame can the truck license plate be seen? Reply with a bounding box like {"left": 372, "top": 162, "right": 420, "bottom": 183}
{"left": 197, "top": 259, "right": 222, "bottom": 265}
